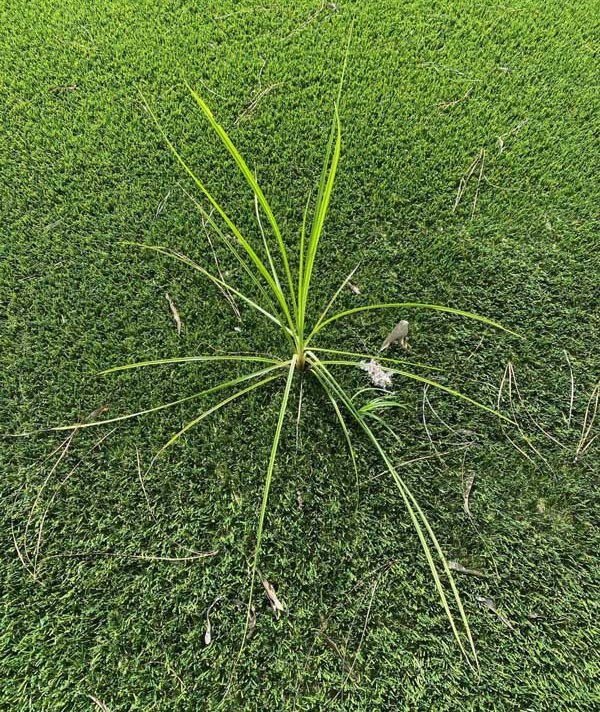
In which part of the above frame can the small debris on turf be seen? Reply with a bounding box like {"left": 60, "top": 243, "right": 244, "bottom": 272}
{"left": 87, "top": 695, "right": 111, "bottom": 711}
{"left": 463, "top": 471, "right": 475, "bottom": 519}
{"left": 477, "top": 595, "right": 515, "bottom": 630}
{"left": 379, "top": 320, "right": 409, "bottom": 351}
{"left": 248, "top": 604, "right": 257, "bottom": 636}
{"left": 527, "top": 611, "right": 545, "bottom": 621}
{"left": 49, "top": 85, "right": 78, "bottom": 93}
{"left": 204, "top": 596, "right": 224, "bottom": 646}
{"left": 262, "top": 578, "right": 285, "bottom": 617}
{"left": 360, "top": 359, "right": 393, "bottom": 389}
{"left": 448, "top": 560, "right": 485, "bottom": 577}
{"left": 165, "top": 292, "right": 182, "bottom": 335}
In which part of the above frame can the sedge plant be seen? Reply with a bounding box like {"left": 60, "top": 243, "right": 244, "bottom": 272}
{"left": 37, "top": 72, "right": 520, "bottom": 669}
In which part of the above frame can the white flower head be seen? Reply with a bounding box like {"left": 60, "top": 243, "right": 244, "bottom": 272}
{"left": 359, "top": 359, "right": 393, "bottom": 390}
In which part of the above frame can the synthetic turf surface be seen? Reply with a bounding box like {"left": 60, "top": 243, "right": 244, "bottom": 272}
{"left": 1, "top": 1, "right": 599, "bottom": 709}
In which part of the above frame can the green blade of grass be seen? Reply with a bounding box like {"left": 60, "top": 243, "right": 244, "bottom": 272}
{"left": 300, "top": 104, "right": 342, "bottom": 335}
{"left": 311, "top": 263, "right": 360, "bottom": 335}
{"left": 185, "top": 80, "right": 297, "bottom": 317}
{"left": 306, "top": 302, "right": 522, "bottom": 344}
{"left": 309, "top": 355, "right": 479, "bottom": 669}
{"left": 361, "top": 412, "right": 403, "bottom": 445}
{"left": 99, "top": 354, "right": 282, "bottom": 375}
{"left": 43, "top": 364, "right": 286, "bottom": 432}
{"left": 180, "top": 181, "right": 281, "bottom": 320}
{"left": 298, "top": 115, "right": 337, "bottom": 337}
{"left": 322, "top": 385, "right": 361, "bottom": 511}
{"left": 123, "top": 242, "right": 294, "bottom": 343}
{"left": 297, "top": 188, "right": 312, "bottom": 337}
{"left": 138, "top": 91, "right": 294, "bottom": 331}
{"left": 298, "top": 23, "right": 352, "bottom": 337}
{"left": 240, "top": 355, "right": 297, "bottom": 651}
{"left": 309, "top": 346, "right": 444, "bottom": 371}
{"left": 149, "top": 370, "right": 286, "bottom": 468}
{"left": 318, "top": 358, "right": 515, "bottom": 424}
{"left": 254, "top": 183, "right": 281, "bottom": 293}
{"left": 359, "top": 397, "right": 409, "bottom": 413}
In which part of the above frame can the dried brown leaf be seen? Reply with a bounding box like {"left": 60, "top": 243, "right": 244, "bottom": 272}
{"left": 87, "top": 695, "right": 111, "bottom": 712}
{"left": 448, "top": 560, "right": 485, "bottom": 577}
{"left": 262, "top": 578, "right": 285, "bottom": 616}
{"left": 379, "top": 320, "right": 409, "bottom": 352}
{"left": 477, "top": 595, "right": 515, "bottom": 630}
{"left": 463, "top": 471, "right": 475, "bottom": 519}
{"left": 165, "top": 292, "right": 182, "bottom": 335}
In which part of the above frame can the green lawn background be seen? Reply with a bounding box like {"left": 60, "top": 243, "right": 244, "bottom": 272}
{"left": 1, "top": 1, "right": 599, "bottom": 709}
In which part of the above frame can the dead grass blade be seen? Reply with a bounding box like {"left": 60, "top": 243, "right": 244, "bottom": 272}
{"left": 179, "top": 184, "right": 242, "bottom": 320}
{"left": 575, "top": 382, "right": 599, "bottom": 462}
{"left": 453, "top": 149, "right": 484, "bottom": 214}
{"left": 22, "top": 428, "right": 78, "bottom": 571}
{"left": 204, "top": 596, "right": 224, "bottom": 646}
{"left": 462, "top": 468, "right": 475, "bottom": 520}
{"left": 135, "top": 446, "right": 156, "bottom": 520}
{"left": 31, "top": 428, "right": 116, "bottom": 575}
{"left": 234, "top": 84, "right": 281, "bottom": 126}
{"left": 448, "top": 561, "right": 485, "bottom": 577}
{"left": 476, "top": 596, "right": 515, "bottom": 630}
{"left": 280, "top": 2, "right": 338, "bottom": 41}
{"left": 332, "top": 564, "right": 389, "bottom": 702}
{"left": 262, "top": 577, "right": 285, "bottom": 617}
{"left": 507, "top": 362, "right": 565, "bottom": 449}
{"left": 87, "top": 695, "right": 111, "bottom": 712}
{"left": 438, "top": 87, "right": 472, "bottom": 109}
{"left": 470, "top": 149, "right": 485, "bottom": 220}
{"left": 165, "top": 292, "right": 182, "bottom": 335}
{"left": 564, "top": 349, "right": 575, "bottom": 428}
{"left": 42, "top": 549, "right": 218, "bottom": 563}
{"left": 497, "top": 362, "right": 552, "bottom": 469}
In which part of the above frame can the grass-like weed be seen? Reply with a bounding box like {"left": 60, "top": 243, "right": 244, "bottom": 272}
{"left": 34, "top": 54, "right": 522, "bottom": 667}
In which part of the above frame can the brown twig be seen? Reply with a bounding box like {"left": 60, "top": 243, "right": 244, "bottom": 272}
{"left": 234, "top": 84, "right": 281, "bottom": 126}
{"left": 280, "top": 2, "right": 338, "bottom": 42}
{"left": 438, "top": 87, "right": 472, "bottom": 109}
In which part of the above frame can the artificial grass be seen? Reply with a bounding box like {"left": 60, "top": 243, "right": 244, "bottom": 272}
{"left": 1, "top": 0, "right": 599, "bottom": 709}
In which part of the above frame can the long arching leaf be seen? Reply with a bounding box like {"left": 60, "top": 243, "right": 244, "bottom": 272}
{"left": 240, "top": 356, "right": 297, "bottom": 651}
{"left": 138, "top": 91, "right": 294, "bottom": 331}
{"left": 185, "top": 80, "right": 297, "bottom": 316}
{"left": 306, "top": 302, "right": 522, "bottom": 344}
{"left": 309, "top": 354, "right": 479, "bottom": 669}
